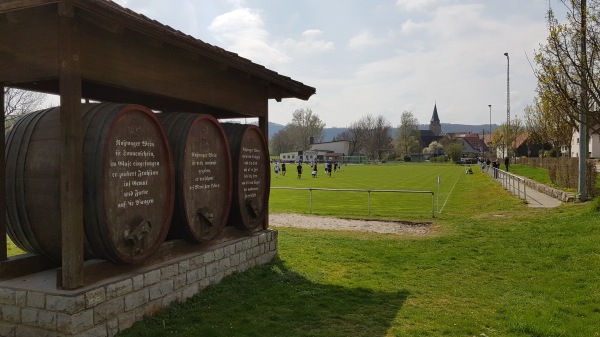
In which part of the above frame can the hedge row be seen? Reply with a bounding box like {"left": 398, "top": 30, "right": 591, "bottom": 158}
{"left": 518, "top": 157, "right": 598, "bottom": 197}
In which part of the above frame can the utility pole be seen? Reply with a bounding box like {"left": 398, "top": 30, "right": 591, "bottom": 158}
{"left": 578, "top": 0, "right": 588, "bottom": 201}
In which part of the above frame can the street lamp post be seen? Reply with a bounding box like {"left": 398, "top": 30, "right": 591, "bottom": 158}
{"left": 488, "top": 104, "right": 492, "bottom": 158}
{"left": 504, "top": 52, "right": 510, "bottom": 160}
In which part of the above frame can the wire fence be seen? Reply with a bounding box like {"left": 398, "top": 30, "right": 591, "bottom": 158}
{"left": 271, "top": 187, "right": 436, "bottom": 218}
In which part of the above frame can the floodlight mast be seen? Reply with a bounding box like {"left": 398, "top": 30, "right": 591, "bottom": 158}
{"left": 504, "top": 52, "right": 510, "bottom": 159}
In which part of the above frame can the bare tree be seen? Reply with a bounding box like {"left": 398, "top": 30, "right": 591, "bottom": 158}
{"left": 286, "top": 108, "right": 325, "bottom": 150}
{"left": 361, "top": 115, "right": 392, "bottom": 160}
{"left": 335, "top": 115, "right": 392, "bottom": 159}
{"left": 333, "top": 126, "right": 361, "bottom": 156}
{"left": 4, "top": 87, "right": 46, "bottom": 130}
{"left": 269, "top": 128, "right": 294, "bottom": 155}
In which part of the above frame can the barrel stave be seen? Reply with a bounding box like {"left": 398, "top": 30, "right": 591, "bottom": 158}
{"left": 5, "top": 103, "right": 174, "bottom": 264}
{"left": 221, "top": 123, "right": 270, "bottom": 231}
{"left": 160, "top": 112, "right": 232, "bottom": 243}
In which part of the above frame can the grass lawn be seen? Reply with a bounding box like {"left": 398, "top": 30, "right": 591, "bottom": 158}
{"left": 6, "top": 237, "right": 24, "bottom": 256}
{"left": 510, "top": 163, "right": 600, "bottom": 194}
{"left": 8, "top": 162, "right": 600, "bottom": 336}
{"left": 509, "top": 164, "right": 554, "bottom": 186}
{"left": 269, "top": 162, "right": 466, "bottom": 219}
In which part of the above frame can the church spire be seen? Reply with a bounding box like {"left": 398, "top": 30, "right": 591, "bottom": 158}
{"left": 429, "top": 103, "right": 442, "bottom": 135}
{"left": 431, "top": 103, "right": 440, "bottom": 123}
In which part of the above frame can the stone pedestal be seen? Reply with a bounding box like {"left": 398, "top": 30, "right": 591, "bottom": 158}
{"left": 0, "top": 229, "right": 278, "bottom": 337}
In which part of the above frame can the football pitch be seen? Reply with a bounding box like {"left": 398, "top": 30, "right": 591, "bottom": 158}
{"left": 269, "top": 162, "right": 468, "bottom": 219}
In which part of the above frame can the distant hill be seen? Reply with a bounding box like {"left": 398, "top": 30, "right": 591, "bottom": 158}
{"left": 268, "top": 122, "right": 285, "bottom": 138}
{"left": 424, "top": 123, "right": 499, "bottom": 135}
{"left": 267, "top": 122, "right": 499, "bottom": 141}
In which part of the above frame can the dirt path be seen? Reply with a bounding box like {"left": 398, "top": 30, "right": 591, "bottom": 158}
{"left": 269, "top": 213, "right": 431, "bottom": 236}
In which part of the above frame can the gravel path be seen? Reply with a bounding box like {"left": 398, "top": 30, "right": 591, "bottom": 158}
{"left": 269, "top": 213, "right": 431, "bottom": 236}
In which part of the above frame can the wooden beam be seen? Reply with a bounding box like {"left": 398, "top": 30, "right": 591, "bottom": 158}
{"left": 0, "top": 84, "right": 6, "bottom": 262}
{"left": 0, "top": 254, "right": 59, "bottom": 281}
{"left": 58, "top": 0, "right": 84, "bottom": 290}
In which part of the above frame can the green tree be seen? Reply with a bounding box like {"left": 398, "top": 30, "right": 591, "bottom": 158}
{"left": 445, "top": 143, "right": 462, "bottom": 162}
{"left": 507, "top": 116, "right": 525, "bottom": 158}
{"left": 524, "top": 94, "right": 573, "bottom": 157}
{"left": 491, "top": 127, "right": 505, "bottom": 159}
{"left": 533, "top": 1, "right": 600, "bottom": 131}
{"left": 395, "top": 111, "right": 421, "bottom": 157}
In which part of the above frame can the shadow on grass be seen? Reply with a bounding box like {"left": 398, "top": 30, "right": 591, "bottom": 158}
{"left": 118, "top": 258, "right": 409, "bottom": 337}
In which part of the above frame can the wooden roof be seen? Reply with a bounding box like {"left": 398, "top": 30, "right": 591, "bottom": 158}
{"left": 0, "top": 0, "right": 316, "bottom": 118}
{"left": 0, "top": 0, "right": 315, "bottom": 289}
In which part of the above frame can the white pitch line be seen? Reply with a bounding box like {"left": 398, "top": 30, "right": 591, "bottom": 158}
{"left": 438, "top": 170, "right": 463, "bottom": 213}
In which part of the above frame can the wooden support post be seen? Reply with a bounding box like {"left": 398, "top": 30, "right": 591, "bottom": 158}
{"left": 59, "top": 1, "right": 84, "bottom": 289}
{"left": 0, "top": 84, "right": 6, "bottom": 261}
{"left": 258, "top": 116, "right": 268, "bottom": 143}
{"left": 258, "top": 114, "right": 269, "bottom": 230}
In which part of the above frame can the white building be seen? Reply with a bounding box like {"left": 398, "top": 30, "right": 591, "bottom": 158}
{"left": 279, "top": 140, "right": 350, "bottom": 163}
{"left": 309, "top": 140, "right": 349, "bottom": 155}
{"left": 570, "top": 128, "right": 600, "bottom": 158}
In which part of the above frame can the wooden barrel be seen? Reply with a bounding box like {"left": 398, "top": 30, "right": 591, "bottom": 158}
{"left": 159, "top": 113, "right": 232, "bottom": 243}
{"left": 221, "top": 123, "right": 270, "bottom": 230}
{"left": 5, "top": 103, "right": 175, "bottom": 264}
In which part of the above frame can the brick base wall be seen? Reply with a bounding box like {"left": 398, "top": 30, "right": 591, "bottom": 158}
{"left": 0, "top": 229, "right": 278, "bottom": 337}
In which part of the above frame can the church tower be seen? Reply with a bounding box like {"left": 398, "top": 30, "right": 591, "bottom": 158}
{"left": 429, "top": 103, "right": 442, "bottom": 136}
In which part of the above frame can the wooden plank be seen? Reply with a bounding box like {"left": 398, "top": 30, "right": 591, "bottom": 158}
{"left": 77, "top": 21, "right": 267, "bottom": 117}
{"left": 0, "top": 1, "right": 53, "bottom": 13}
{"left": 0, "top": 85, "right": 6, "bottom": 261}
{"left": 0, "top": 5, "right": 59, "bottom": 83}
{"left": 0, "top": 254, "right": 60, "bottom": 281}
{"left": 58, "top": 1, "right": 84, "bottom": 290}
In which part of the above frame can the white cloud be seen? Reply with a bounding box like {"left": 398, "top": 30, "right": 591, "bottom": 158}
{"left": 102, "top": 1, "right": 560, "bottom": 128}
{"left": 348, "top": 31, "right": 386, "bottom": 50}
{"left": 271, "top": 2, "right": 549, "bottom": 127}
{"left": 278, "top": 29, "right": 334, "bottom": 55}
{"left": 396, "top": 0, "right": 440, "bottom": 11}
{"left": 209, "top": 8, "right": 266, "bottom": 42}
{"left": 225, "top": 0, "right": 245, "bottom": 8}
{"left": 400, "top": 19, "right": 425, "bottom": 35}
{"left": 208, "top": 8, "right": 290, "bottom": 66}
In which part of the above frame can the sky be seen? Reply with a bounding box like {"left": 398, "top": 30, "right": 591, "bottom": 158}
{"left": 111, "top": 0, "right": 570, "bottom": 128}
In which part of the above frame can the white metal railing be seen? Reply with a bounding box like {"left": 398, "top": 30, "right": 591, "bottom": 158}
{"left": 486, "top": 167, "right": 527, "bottom": 201}
{"left": 270, "top": 187, "right": 436, "bottom": 218}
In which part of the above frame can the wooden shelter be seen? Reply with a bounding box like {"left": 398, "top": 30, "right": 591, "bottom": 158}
{"left": 0, "top": 0, "right": 315, "bottom": 289}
